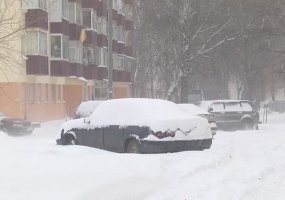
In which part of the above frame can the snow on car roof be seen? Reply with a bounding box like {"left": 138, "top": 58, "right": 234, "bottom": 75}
{"left": 63, "top": 98, "right": 212, "bottom": 141}
{"left": 199, "top": 100, "right": 251, "bottom": 110}
{"left": 178, "top": 104, "right": 209, "bottom": 115}
{"left": 75, "top": 101, "right": 104, "bottom": 118}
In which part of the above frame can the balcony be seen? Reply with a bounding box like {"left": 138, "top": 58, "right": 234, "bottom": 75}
{"left": 25, "top": 9, "right": 48, "bottom": 30}
{"left": 26, "top": 55, "right": 49, "bottom": 75}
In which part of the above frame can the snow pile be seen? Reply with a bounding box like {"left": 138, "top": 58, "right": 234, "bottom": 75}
{"left": 1, "top": 113, "right": 285, "bottom": 200}
{"left": 75, "top": 101, "right": 103, "bottom": 118}
{"left": 63, "top": 98, "right": 212, "bottom": 140}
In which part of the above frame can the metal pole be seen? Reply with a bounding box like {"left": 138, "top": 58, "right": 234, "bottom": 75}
{"left": 108, "top": 0, "right": 113, "bottom": 99}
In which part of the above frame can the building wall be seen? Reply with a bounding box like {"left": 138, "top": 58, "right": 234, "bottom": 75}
{"left": 0, "top": 0, "right": 134, "bottom": 122}
{"left": 113, "top": 82, "right": 130, "bottom": 99}
{"left": 0, "top": 83, "right": 21, "bottom": 118}
{"left": 64, "top": 84, "right": 83, "bottom": 118}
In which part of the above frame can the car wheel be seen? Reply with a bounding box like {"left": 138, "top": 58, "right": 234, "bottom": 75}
{"left": 241, "top": 121, "right": 254, "bottom": 130}
{"left": 65, "top": 135, "right": 77, "bottom": 145}
{"left": 25, "top": 129, "right": 34, "bottom": 135}
{"left": 126, "top": 139, "right": 140, "bottom": 154}
{"left": 1, "top": 127, "right": 7, "bottom": 133}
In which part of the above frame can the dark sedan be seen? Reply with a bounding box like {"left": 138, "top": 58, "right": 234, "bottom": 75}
{"left": 57, "top": 98, "right": 213, "bottom": 153}
{"left": 0, "top": 112, "right": 40, "bottom": 135}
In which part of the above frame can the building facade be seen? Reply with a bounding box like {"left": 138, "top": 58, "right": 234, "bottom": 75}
{"left": 0, "top": 0, "right": 134, "bottom": 121}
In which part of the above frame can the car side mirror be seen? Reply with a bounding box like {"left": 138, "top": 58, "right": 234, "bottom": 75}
{"left": 84, "top": 118, "right": 91, "bottom": 124}
{"left": 208, "top": 108, "right": 213, "bottom": 112}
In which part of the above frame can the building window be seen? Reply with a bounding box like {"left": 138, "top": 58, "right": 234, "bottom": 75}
{"left": 99, "top": 17, "right": 107, "bottom": 35}
{"left": 83, "top": 10, "right": 92, "bottom": 29}
{"left": 51, "top": 35, "right": 69, "bottom": 59}
{"left": 95, "top": 88, "right": 108, "bottom": 99}
{"left": 69, "top": 2, "right": 82, "bottom": 25}
{"left": 83, "top": 46, "right": 100, "bottom": 65}
{"left": 92, "top": 11, "right": 97, "bottom": 30}
{"left": 22, "top": 0, "right": 47, "bottom": 11}
{"left": 102, "top": 48, "right": 108, "bottom": 66}
{"left": 62, "top": 0, "right": 69, "bottom": 19}
{"left": 117, "top": 55, "right": 124, "bottom": 70}
{"left": 23, "top": 31, "right": 47, "bottom": 56}
{"left": 113, "top": 54, "right": 124, "bottom": 70}
{"left": 124, "top": 57, "right": 132, "bottom": 71}
{"left": 97, "top": 17, "right": 103, "bottom": 34}
{"left": 117, "top": 25, "right": 123, "bottom": 42}
{"left": 39, "top": 31, "right": 47, "bottom": 55}
{"left": 112, "top": 22, "right": 117, "bottom": 40}
{"left": 83, "top": 10, "right": 97, "bottom": 30}
{"left": 123, "top": 4, "right": 132, "bottom": 20}
{"left": 69, "top": 41, "right": 82, "bottom": 63}
{"left": 63, "top": 36, "right": 69, "bottom": 59}
{"left": 51, "top": 35, "right": 61, "bottom": 58}
{"left": 117, "top": 0, "right": 123, "bottom": 13}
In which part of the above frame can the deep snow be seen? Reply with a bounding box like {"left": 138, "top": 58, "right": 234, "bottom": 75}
{"left": 0, "top": 113, "right": 285, "bottom": 200}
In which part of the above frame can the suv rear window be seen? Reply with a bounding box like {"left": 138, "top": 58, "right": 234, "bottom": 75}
{"left": 224, "top": 102, "right": 242, "bottom": 112}
{"left": 241, "top": 102, "right": 253, "bottom": 112}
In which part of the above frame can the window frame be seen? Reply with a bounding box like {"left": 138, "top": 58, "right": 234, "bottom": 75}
{"left": 22, "top": 30, "right": 48, "bottom": 56}
{"left": 21, "top": 0, "right": 47, "bottom": 11}
{"left": 51, "top": 34, "right": 69, "bottom": 60}
{"left": 62, "top": 0, "right": 69, "bottom": 20}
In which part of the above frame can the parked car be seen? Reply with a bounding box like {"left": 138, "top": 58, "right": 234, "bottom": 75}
{"left": 74, "top": 101, "right": 103, "bottom": 119}
{"left": 57, "top": 98, "right": 213, "bottom": 153}
{"left": 0, "top": 112, "right": 40, "bottom": 135}
{"left": 178, "top": 104, "right": 218, "bottom": 135}
{"left": 198, "top": 100, "right": 260, "bottom": 131}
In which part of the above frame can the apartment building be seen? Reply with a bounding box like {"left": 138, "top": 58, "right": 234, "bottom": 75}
{"left": 0, "top": 0, "right": 134, "bottom": 121}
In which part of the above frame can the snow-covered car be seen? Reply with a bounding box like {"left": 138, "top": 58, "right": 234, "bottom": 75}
{"left": 178, "top": 104, "right": 218, "bottom": 135}
{"left": 57, "top": 98, "right": 212, "bottom": 153}
{"left": 0, "top": 112, "right": 40, "bottom": 135}
{"left": 198, "top": 100, "right": 260, "bottom": 131}
{"left": 74, "top": 100, "right": 103, "bottom": 118}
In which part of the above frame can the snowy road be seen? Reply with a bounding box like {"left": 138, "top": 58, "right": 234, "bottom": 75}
{"left": 0, "top": 114, "right": 285, "bottom": 200}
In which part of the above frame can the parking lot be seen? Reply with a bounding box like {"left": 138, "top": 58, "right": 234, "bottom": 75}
{"left": 0, "top": 113, "right": 285, "bottom": 200}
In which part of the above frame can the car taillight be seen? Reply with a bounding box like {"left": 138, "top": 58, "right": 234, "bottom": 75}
{"left": 153, "top": 130, "right": 175, "bottom": 139}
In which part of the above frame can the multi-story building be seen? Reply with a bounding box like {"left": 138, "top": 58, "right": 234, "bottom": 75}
{"left": 0, "top": 0, "right": 134, "bottom": 121}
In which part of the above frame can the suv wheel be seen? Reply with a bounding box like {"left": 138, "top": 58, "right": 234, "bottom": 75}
{"left": 126, "top": 140, "right": 140, "bottom": 153}
{"left": 241, "top": 121, "right": 254, "bottom": 130}
{"left": 65, "top": 135, "right": 77, "bottom": 145}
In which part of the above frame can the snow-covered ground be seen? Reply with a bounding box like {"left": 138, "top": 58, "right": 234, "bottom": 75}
{"left": 0, "top": 113, "right": 285, "bottom": 200}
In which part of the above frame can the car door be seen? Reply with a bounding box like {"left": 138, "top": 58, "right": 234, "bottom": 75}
{"left": 209, "top": 103, "right": 226, "bottom": 128}
{"left": 103, "top": 125, "right": 125, "bottom": 152}
{"left": 82, "top": 128, "right": 104, "bottom": 149}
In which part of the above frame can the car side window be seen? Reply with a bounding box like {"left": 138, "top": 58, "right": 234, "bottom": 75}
{"left": 241, "top": 102, "right": 253, "bottom": 112}
{"left": 224, "top": 102, "right": 242, "bottom": 112}
{"left": 209, "top": 103, "right": 225, "bottom": 112}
